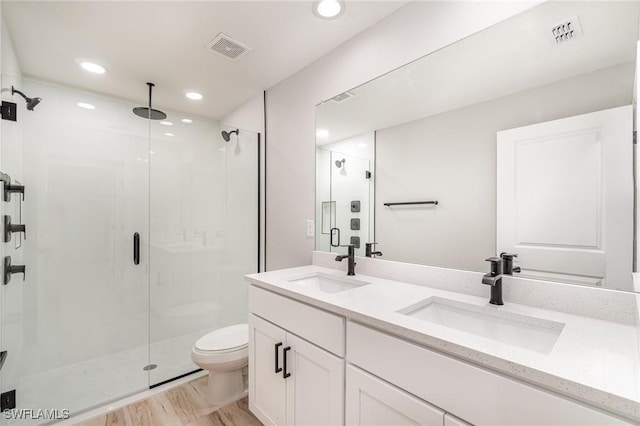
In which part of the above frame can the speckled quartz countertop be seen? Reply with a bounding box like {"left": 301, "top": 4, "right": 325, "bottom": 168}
{"left": 246, "top": 265, "right": 640, "bottom": 422}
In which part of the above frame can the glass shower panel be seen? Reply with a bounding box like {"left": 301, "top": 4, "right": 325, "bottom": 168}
{"left": 0, "top": 77, "right": 150, "bottom": 424}
{"left": 149, "top": 121, "right": 258, "bottom": 386}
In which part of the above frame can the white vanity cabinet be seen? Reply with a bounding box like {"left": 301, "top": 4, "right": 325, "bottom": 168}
{"left": 249, "top": 286, "right": 345, "bottom": 426}
{"left": 347, "top": 322, "right": 632, "bottom": 426}
{"left": 247, "top": 281, "right": 634, "bottom": 426}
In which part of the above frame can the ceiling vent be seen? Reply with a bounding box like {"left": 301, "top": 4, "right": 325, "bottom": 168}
{"left": 330, "top": 91, "right": 355, "bottom": 103}
{"left": 549, "top": 16, "right": 583, "bottom": 44}
{"left": 207, "top": 33, "right": 251, "bottom": 61}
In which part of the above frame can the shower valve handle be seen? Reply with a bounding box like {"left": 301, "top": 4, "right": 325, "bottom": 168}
{"left": 4, "top": 256, "right": 25, "bottom": 285}
{"left": 3, "top": 183, "right": 24, "bottom": 202}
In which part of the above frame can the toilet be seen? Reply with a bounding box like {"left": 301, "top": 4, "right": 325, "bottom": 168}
{"left": 191, "top": 323, "right": 249, "bottom": 406}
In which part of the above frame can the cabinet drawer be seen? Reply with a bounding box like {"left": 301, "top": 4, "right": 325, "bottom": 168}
{"left": 346, "top": 365, "right": 444, "bottom": 426}
{"left": 347, "top": 322, "right": 631, "bottom": 426}
{"left": 249, "top": 285, "right": 345, "bottom": 356}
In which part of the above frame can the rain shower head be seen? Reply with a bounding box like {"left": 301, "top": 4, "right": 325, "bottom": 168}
{"left": 11, "top": 86, "right": 42, "bottom": 111}
{"left": 335, "top": 159, "right": 346, "bottom": 168}
{"left": 221, "top": 129, "right": 239, "bottom": 142}
{"left": 133, "top": 82, "right": 167, "bottom": 120}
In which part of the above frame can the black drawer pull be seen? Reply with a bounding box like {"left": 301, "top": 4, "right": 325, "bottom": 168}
{"left": 283, "top": 346, "right": 291, "bottom": 379}
{"left": 133, "top": 232, "right": 140, "bottom": 265}
{"left": 274, "top": 342, "right": 283, "bottom": 373}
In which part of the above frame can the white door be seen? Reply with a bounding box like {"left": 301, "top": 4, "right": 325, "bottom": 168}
{"left": 249, "top": 314, "right": 287, "bottom": 426}
{"left": 286, "top": 333, "right": 344, "bottom": 426}
{"left": 345, "top": 365, "right": 444, "bottom": 426}
{"left": 497, "top": 105, "right": 633, "bottom": 290}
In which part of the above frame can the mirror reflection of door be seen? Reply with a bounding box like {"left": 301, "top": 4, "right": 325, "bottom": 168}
{"left": 497, "top": 105, "right": 633, "bottom": 290}
{"left": 316, "top": 132, "right": 374, "bottom": 257}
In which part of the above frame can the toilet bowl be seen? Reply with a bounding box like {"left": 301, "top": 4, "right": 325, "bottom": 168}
{"left": 191, "top": 323, "right": 248, "bottom": 406}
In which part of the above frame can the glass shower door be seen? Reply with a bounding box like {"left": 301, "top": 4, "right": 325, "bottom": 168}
{"left": 149, "top": 121, "right": 259, "bottom": 385}
{"left": 0, "top": 78, "right": 151, "bottom": 424}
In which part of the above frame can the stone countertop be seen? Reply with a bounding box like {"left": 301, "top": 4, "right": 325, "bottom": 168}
{"left": 246, "top": 265, "right": 640, "bottom": 422}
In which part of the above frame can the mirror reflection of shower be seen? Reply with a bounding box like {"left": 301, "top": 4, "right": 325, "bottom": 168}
{"left": 11, "top": 85, "right": 42, "bottom": 111}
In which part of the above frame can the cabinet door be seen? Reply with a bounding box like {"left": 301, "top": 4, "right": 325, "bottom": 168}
{"left": 249, "top": 314, "right": 287, "bottom": 426}
{"left": 346, "top": 365, "right": 444, "bottom": 426}
{"left": 445, "top": 413, "right": 473, "bottom": 426}
{"left": 286, "top": 333, "right": 344, "bottom": 426}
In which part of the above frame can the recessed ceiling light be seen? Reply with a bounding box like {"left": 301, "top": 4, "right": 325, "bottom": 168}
{"left": 313, "top": 0, "right": 344, "bottom": 19}
{"left": 316, "top": 129, "right": 329, "bottom": 138}
{"left": 164, "top": 133, "right": 175, "bottom": 137}
{"left": 185, "top": 92, "right": 203, "bottom": 100}
{"left": 160, "top": 121, "right": 173, "bottom": 126}
{"left": 181, "top": 118, "right": 193, "bottom": 124}
{"left": 77, "top": 102, "right": 95, "bottom": 110}
{"left": 76, "top": 60, "right": 107, "bottom": 74}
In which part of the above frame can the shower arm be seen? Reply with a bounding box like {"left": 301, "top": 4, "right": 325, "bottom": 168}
{"left": 11, "top": 86, "right": 28, "bottom": 101}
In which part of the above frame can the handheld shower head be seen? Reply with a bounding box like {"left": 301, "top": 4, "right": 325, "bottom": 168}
{"left": 221, "top": 129, "right": 239, "bottom": 142}
{"left": 11, "top": 86, "right": 42, "bottom": 111}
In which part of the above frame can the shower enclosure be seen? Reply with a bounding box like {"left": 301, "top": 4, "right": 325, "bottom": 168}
{"left": 0, "top": 76, "right": 259, "bottom": 424}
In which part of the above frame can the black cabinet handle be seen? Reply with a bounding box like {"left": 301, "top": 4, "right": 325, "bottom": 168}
{"left": 283, "top": 346, "right": 291, "bottom": 379}
{"left": 133, "top": 232, "right": 140, "bottom": 265}
{"left": 274, "top": 342, "right": 283, "bottom": 373}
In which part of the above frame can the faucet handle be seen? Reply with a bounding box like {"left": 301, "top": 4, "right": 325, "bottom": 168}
{"left": 500, "top": 252, "right": 518, "bottom": 260}
{"left": 485, "top": 257, "right": 502, "bottom": 263}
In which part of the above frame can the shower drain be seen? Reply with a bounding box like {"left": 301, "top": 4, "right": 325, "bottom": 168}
{"left": 143, "top": 364, "right": 158, "bottom": 371}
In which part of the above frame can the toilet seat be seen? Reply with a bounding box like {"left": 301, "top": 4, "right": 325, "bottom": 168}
{"left": 195, "top": 324, "right": 248, "bottom": 353}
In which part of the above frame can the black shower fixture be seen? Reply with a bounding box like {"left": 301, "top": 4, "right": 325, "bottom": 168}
{"left": 133, "top": 82, "right": 167, "bottom": 120}
{"left": 11, "top": 86, "right": 41, "bottom": 111}
{"left": 221, "top": 129, "right": 239, "bottom": 142}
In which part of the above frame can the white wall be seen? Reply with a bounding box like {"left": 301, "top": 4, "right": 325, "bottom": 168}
{"left": 264, "top": 1, "right": 540, "bottom": 270}
{"left": 376, "top": 62, "right": 635, "bottom": 272}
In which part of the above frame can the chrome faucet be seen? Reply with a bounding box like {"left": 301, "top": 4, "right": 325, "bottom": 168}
{"left": 482, "top": 257, "right": 503, "bottom": 305}
{"left": 335, "top": 244, "right": 356, "bottom": 275}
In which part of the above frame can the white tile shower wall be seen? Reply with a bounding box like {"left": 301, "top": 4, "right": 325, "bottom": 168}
{"left": 221, "top": 93, "right": 266, "bottom": 272}
{"left": 375, "top": 63, "right": 635, "bottom": 273}
{"left": 264, "top": 1, "right": 540, "bottom": 270}
{"left": 0, "top": 15, "right": 26, "bottom": 399}
{"left": 313, "top": 251, "right": 638, "bottom": 325}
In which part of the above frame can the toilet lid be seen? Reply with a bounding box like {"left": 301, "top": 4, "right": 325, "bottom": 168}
{"left": 195, "top": 323, "right": 248, "bottom": 352}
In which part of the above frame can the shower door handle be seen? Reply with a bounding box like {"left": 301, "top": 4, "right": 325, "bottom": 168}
{"left": 133, "top": 232, "right": 140, "bottom": 265}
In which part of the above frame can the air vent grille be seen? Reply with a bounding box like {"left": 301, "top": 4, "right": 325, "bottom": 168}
{"left": 207, "top": 33, "right": 251, "bottom": 61}
{"left": 549, "top": 16, "right": 583, "bottom": 44}
{"left": 330, "top": 91, "right": 355, "bottom": 103}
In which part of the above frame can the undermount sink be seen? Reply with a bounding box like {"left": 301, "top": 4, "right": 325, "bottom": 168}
{"left": 398, "top": 297, "right": 564, "bottom": 354}
{"left": 286, "top": 272, "right": 370, "bottom": 293}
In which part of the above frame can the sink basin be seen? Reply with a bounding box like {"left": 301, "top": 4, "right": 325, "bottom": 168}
{"left": 398, "top": 297, "right": 564, "bottom": 353}
{"left": 286, "top": 272, "right": 370, "bottom": 293}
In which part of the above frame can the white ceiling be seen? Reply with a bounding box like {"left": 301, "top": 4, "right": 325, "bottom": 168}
{"left": 2, "top": 1, "right": 407, "bottom": 120}
{"left": 316, "top": 1, "right": 640, "bottom": 144}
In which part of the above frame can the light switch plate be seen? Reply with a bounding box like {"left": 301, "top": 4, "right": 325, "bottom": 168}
{"left": 306, "top": 219, "right": 314, "bottom": 237}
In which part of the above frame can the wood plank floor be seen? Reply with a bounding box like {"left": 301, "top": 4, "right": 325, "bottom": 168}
{"left": 77, "top": 376, "right": 262, "bottom": 426}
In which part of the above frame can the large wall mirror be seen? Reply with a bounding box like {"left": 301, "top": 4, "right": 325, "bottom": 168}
{"left": 315, "top": 1, "right": 640, "bottom": 292}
